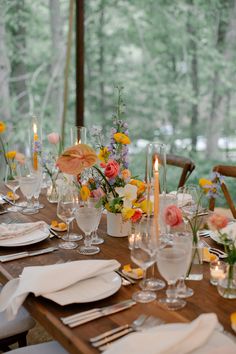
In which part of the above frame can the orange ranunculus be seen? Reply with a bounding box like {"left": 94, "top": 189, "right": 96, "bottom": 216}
{"left": 208, "top": 213, "right": 228, "bottom": 230}
{"left": 5, "top": 151, "right": 16, "bottom": 159}
{"left": 113, "top": 132, "right": 131, "bottom": 144}
{"left": 121, "top": 169, "right": 131, "bottom": 181}
{"left": 56, "top": 144, "right": 97, "bottom": 175}
{"left": 0, "top": 121, "right": 6, "bottom": 133}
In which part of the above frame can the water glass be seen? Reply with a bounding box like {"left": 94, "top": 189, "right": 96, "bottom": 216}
{"left": 4, "top": 164, "right": 20, "bottom": 212}
{"left": 19, "top": 164, "right": 40, "bottom": 215}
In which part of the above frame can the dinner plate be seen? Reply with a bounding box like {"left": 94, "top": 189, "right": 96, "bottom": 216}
{"left": 0, "top": 227, "right": 49, "bottom": 247}
{"left": 209, "top": 230, "right": 223, "bottom": 244}
{"left": 50, "top": 226, "right": 67, "bottom": 232}
{"left": 43, "top": 271, "right": 122, "bottom": 305}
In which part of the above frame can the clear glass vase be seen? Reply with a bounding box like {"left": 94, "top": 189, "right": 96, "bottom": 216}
{"left": 217, "top": 264, "right": 236, "bottom": 299}
{"left": 47, "top": 175, "right": 59, "bottom": 203}
{"left": 186, "top": 238, "right": 203, "bottom": 281}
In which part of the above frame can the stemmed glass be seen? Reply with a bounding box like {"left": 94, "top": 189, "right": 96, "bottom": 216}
{"left": 157, "top": 244, "right": 187, "bottom": 310}
{"left": 33, "top": 169, "right": 44, "bottom": 209}
{"left": 57, "top": 187, "right": 79, "bottom": 250}
{"left": 75, "top": 205, "right": 102, "bottom": 255}
{"left": 19, "top": 163, "right": 40, "bottom": 215}
{"left": 130, "top": 232, "right": 158, "bottom": 303}
{"left": 89, "top": 198, "right": 104, "bottom": 245}
{"left": 4, "top": 164, "right": 20, "bottom": 212}
{"left": 172, "top": 232, "right": 194, "bottom": 298}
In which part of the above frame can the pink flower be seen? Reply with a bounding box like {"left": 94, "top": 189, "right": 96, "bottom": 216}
{"left": 15, "top": 152, "right": 25, "bottom": 165}
{"left": 164, "top": 205, "right": 183, "bottom": 227}
{"left": 208, "top": 214, "right": 228, "bottom": 230}
{"left": 104, "top": 160, "right": 119, "bottom": 179}
{"left": 121, "top": 169, "right": 131, "bottom": 181}
{"left": 91, "top": 187, "right": 105, "bottom": 199}
{"left": 47, "top": 132, "right": 60, "bottom": 144}
{"left": 131, "top": 209, "right": 142, "bottom": 223}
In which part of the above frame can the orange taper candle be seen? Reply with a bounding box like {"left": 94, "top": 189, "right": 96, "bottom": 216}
{"left": 153, "top": 157, "right": 159, "bottom": 239}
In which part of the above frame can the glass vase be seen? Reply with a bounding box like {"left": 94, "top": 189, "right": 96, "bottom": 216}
{"left": 217, "top": 264, "right": 236, "bottom": 299}
{"left": 47, "top": 174, "right": 59, "bottom": 203}
{"left": 186, "top": 237, "right": 203, "bottom": 281}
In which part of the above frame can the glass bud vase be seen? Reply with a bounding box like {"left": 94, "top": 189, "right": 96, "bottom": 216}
{"left": 217, "top": 264, "right": 236, "bottom": 299}
{"left": 187, "top": 236, "right": 203, "bottom": 281}
{"left": 46, "top": 174, "right": 59, "bottom": 203}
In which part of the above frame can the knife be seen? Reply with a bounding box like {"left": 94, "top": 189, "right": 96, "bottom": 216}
{"left": 0, "top": 246, "right": 58, "bottom": 262}
{"left": 61, "top": 299, "right": 136, "bottom": 328}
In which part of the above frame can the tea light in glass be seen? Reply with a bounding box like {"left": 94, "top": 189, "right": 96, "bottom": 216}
{"left": 210, "top": 260, "right": 227, "bottom": 286}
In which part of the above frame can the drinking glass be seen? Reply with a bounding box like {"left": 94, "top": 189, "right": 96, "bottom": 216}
{"left": 19, "top": 163, "right": 40, "bottom": 215}
{"left": 4, "top": 164, "right": 20, "bottom": 212}
{"left": 33, "top": 170, "right": 44, "bottom": 209}
{"left": 70, "top": 126, "right": 87, "bottom": 145}
{"left": 157, "top": 245, "right": 187, "bottom": 310}
{"left": 89, "top": 198, "right": 104, "bottom": 245}
{"left": 75, "top": 205, "right": 102, "bottom": 255}
{"left": 172, "top": 232, "right": 194, "bottom": 298}
{"left": 57, "top": 187, "right": 79, "bottom": 250}
{"left": 130, "top": 232, "right": 158, "bottom": 303}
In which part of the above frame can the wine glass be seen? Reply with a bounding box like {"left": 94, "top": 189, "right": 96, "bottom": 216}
{"left": 75, "top": 205, "right": 102, "bottom": 255}
{"left": 19, "top": 163, "right": 40, "bottom": 215}
{"left": 157, "top": 244, "right": 187, "bottom": 310}
{"left": 4, "top": 164, "right": 20, "bottom": 212}
{"left": 33, "top": 169, "right": 44, "bottom": 209}
{"left": 172, "top": 232, "right": 194, "bottom": 298}
{"left": 89, "top": 198, "right": 104, "bottom": 245}
{"left": 130, "top": 232, "right": 158, "bottom": 303}
{"left": 57, "top": 187, "right": 79, "bottom": 250}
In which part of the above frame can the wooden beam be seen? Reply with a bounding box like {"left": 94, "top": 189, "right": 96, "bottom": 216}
{"left": 75, "top": 0, "right": 84, "bottom": 126}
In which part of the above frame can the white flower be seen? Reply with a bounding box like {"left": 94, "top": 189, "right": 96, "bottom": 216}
{"left": 116, "top": 184, "right": 137, "bottom": 208}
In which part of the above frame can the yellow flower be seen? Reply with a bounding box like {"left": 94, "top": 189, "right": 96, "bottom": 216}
{"left": 0, "top": 121, "right": 6, "bottom": 133}
{"left": 113, "top": 132, "right": 131, "bottom": 145}
{"left": 5, "top": 151, "right": 16, "bottom": 159}
{"left": 139, "top": 199, "right": 153, "bottom": 214}
{"left": 98, "top": 147, "right": 110, "bottom": 162}
{"left": 122, "top": 207, "right": 135, "bottom": 220}
{"left": 80, "top": 185, "right": 90, "bottom": 201}
{"left": 199, "top": 178, "right": 215, "bottom": 193}
{"left": 130, "top": 179, "right": 146, "bottom": 195}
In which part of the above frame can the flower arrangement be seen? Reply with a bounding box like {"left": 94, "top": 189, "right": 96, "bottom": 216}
{"left": 57, "top": 87, "right": 149, "bottom": 224}
{"left": 0, "top": 121, "right": 25, "bottom": 178}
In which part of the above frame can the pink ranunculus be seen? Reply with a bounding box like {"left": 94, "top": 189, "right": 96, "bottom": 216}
{"left": 131, "top": 209, "right": 142, "bottom": 223}
{"left": 104, "top": 160, "right": 119, "bottom": 179}
{"left": 47, "top": 132, "right": 60, "bottom": 144}
{"left": 91, "top": 187, "right": 105, "bottom": 199}
{"left": 164, "top": 205, "right": 183, "bottom": 227}
{"left": 208, "top": 213, "right": 228, "bottom": 230}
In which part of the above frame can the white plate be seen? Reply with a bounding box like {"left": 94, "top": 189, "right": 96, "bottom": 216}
{"left": 43, "top": 271, "right": 121, "bottom": 305}
{"left": 209, "top": 230, "right": 223, "bottom": 244}
{"left": 0, "top": 228, "right": 49, "bottom": 247}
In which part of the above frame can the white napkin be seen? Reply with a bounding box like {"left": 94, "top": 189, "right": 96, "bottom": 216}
{"left": 104, "top": 313, "right": 236, "bottom": 354}
{"left": 0, "top": 259, "right": 120, "bottom": 318}
{"left": 0, "top": 221, "right": 48, "bottom": 240}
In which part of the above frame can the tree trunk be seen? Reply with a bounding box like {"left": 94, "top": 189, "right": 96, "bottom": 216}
{"left": 206, "top": 0, "right": 234, "bottom": 158}
{"left": 0, "top": 1, "right": 11, "bottom": 122}
{"left": 186, "top": 0, "right": 199, "bottom": 153}
{"left": 49, "top": 0, "right": 64, "bottom": 125}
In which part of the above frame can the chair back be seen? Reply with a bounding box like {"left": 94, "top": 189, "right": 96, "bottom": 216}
{"left": 166, "top": 154, "right": 195, "bottom": 189}
{"left": 209, "top": 165, "right": 236, "bottom": 219}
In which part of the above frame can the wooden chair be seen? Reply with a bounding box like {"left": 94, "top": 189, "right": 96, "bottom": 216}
{"left": 0, "top": 285, "right": 35, "bottom": 352}
{"left": 209, "top": 165, "right": 236, "bottom": 219}
{"left": 166, "top": 154, "right": 195, "bottom": 189}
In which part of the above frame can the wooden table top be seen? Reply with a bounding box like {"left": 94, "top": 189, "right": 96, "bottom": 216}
{"left": 0, "top": 191, "right": 235, "bottom": 354}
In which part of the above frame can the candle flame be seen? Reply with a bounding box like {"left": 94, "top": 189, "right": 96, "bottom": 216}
{"left": 154, "top": 158, "right": 159, "bottom": 172}
{"left": 33, "top": 123, "right": 37, "bottom": 134}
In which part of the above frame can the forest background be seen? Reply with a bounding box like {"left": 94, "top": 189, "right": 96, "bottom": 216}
{"left": 0, "top": 0, "right": 236, "bottom": 204}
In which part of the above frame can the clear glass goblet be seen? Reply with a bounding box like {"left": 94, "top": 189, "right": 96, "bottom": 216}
{"left": 4, "top": 164, "right": 20, "bottom": 212}
{"left": 33, "top": 170, "right": 44, "bottom": 209}
{"left": 19, "top": 164, "right": 40, "bottom": 215}
{"left": 157, "top": 245, "right": 187, "bottom": 310}
{"left": 75, "top": 205, "right": 102, "bottom": 255}
{"left": 88, "top": 198, "right": 104, "bottom": 245}
{"left": 57, "top": 188, "right": 79, "bottom": 250}
{"left": 172, "top": 232, "right": 194, "bottom": 298}
{"left": 131, "top": 232, "right": 157, "bottom": 303}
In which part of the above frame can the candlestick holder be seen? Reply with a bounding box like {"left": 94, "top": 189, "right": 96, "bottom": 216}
{"left": 70, "top": 126, "right": 87, "bottom": 145}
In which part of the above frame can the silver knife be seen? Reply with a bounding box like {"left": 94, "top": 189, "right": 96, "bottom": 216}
{"left": 0, "top": 246, "right": 58, "bottom": 262}
{"left": 61, "top": 300, "right": 136, "bottom": 328}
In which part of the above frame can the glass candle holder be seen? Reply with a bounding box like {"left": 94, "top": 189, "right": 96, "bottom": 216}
{"left": 210, "top": 260, "right": 227, "bottom": 286}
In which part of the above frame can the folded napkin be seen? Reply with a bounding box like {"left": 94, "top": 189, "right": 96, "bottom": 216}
{"left": 104, "top": 313, "right": 236, "bottom": 354}
{"left": 0, "top": 221, "right": 48, "bottom": 240}
{"left": 0, "top": 259, "right": 120, "bottom": 319}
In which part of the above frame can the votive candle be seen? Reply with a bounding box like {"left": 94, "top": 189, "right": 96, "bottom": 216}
{"left": 210, "top": 260, "right": 226, "bottom": 286}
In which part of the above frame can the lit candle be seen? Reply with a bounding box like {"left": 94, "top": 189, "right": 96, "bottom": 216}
{"left": 153, "top": 156, "right": 159, "bottom": 239}
{"left": 210, "top": 260, "right": 226, "bottom": 286}
{"left": 33, "top": 122, "right": 38, "bottom": 170}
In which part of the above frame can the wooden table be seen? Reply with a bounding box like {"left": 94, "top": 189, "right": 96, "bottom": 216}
{"left": 0, "top": 193, "right": 235, "bottom": 354}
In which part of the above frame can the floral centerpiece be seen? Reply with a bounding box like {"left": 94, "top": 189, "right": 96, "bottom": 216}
{"left": 208, "top": 213, "right": 236, "bottom": 298}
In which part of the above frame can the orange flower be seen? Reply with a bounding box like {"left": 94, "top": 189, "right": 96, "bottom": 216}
{"left": 56, "top": 144, "right": 97, "bottom": 175}
{"left": 80, "top": 185, "right": 91, "bottom": 201}
{"left": 121, "top": 169, "right": 131, "bottom": 181}
{"left": 113, "top": 132, "right": 131, "bottom": 145}
{"left": 208, "top": 214, "right": 228, "bottom": 230}
{"left": 130, "top": 179, "right": 146, "bottom": 195}
{"left": 0, "top": 121, "right": 6, "bottom": 133}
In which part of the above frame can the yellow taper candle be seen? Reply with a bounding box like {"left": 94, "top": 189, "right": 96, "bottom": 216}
{"left": 33, "top": 123, "right": 38, "bottom": 170}
{"left": 153, "top": 156, "right": 159, "bottom": 239}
